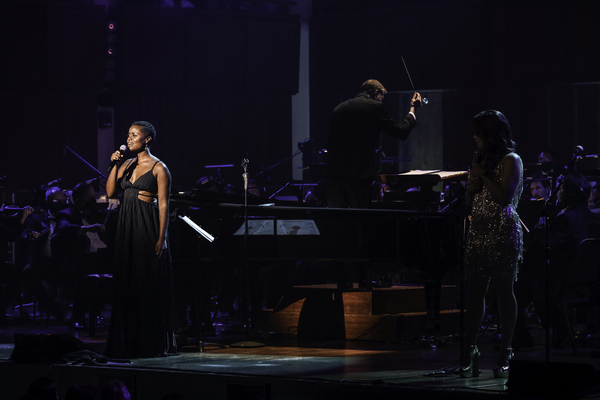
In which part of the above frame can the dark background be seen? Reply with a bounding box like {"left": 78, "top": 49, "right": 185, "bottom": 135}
{"left": 1, "top": 0, "right": 600, "bottom": 201}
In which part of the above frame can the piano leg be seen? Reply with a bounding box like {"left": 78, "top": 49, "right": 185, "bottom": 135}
{"left": 423, "top": 275, "right": 443, "bottom": 333}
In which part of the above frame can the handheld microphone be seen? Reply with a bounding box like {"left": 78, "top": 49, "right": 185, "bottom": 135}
{"left": 107, "top": 145, "right": 127, "bottom": 172}
{"left": 473, "top": 149, "right": 484, "bottom": 164}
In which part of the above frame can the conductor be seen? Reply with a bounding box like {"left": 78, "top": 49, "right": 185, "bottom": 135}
{"left": 325, "top": 79, "right": 421, "bottom": 208}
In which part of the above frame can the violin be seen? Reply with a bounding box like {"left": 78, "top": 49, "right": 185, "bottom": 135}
{"left": 0, "top": 205, "right": 38, "bottom": 228}
{"left": 0, "top": 204, "right": 31, "bottom": 217}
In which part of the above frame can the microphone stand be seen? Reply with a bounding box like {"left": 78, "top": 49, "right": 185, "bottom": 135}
{"left": 255, "top": 150, "right": 302, "bottom": 178}
{"left": 230, "top": 159, "right": 264, "bottom": 348}
{"left": 540, "top": 154, "right": 580, "bottom": 362}
{"left": 64, "top": 145, "right": 107, "bottom": 187}
{"left": 247, "top": 141, "right": 272, "bottom": 183}
{"left": 175, "top": 214, "right": 224, "bottom": 352}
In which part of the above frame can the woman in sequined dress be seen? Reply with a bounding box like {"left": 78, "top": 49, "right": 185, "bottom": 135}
{"left": 460, "top": 110, "right": 523, "bottom": 378}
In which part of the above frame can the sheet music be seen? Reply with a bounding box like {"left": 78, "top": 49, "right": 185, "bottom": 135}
{"left": 398, "top": 170, "right": 468, "bottom": 179}
{"left": 234, "top": 219, "right": 321, "bottom": 236}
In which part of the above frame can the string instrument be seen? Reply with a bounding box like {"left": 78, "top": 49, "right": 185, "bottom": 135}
{"left": 0, "top": 204, "right": 36, "bottom": 218}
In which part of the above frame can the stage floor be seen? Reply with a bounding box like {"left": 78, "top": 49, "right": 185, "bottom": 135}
{"left": 2, "top": 302, "right": 600, "bottom": 399}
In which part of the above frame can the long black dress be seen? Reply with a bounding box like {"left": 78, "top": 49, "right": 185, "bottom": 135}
{"left": 105, "top": 160, "right": 176, "bottom": 359}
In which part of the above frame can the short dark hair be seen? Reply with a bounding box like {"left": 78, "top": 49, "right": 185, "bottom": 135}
{"left": 99, "top": 380, "right": 130, "bottom": 400}
{"left": 45, "top": 186, "right": 63, "bottom": 202}
{"left": 72, "top": 182, "right": 93, "bottom": 202}
{"left": 532, "top": 179, "right": 551, "bottom": 189}
{"left": 538, "top": 148, "right": 554, "bottom": 161}
{"left": 562, "top": 172, "right": 591, "bottom": 207}
{"left": 131, "top": 121, "right": 156, "bottom": 146}
{"left": 360, "top": 79, "right": 387, "bottom": 96}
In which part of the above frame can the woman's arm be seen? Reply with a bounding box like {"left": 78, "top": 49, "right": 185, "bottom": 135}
{"left": 465, "top": 174, "right": 483, "bottom": 209}
{"left": 471, "top": 153, "right": 522, "bottom": 207}
{"left": 155, "top": 161, "right": 172, "bottom": 257}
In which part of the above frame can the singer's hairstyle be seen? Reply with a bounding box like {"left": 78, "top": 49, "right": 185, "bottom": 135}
{"left": 360, "top": 79, "right": 387, "bottom": 96}
{"left": 473, "top": 110, "right": 516, "bottom": 155}
{"left": 473, "top": 110, "right": 517, "bottom": 178}
{"left": 561, "top": 172, "right": 591, "bottom": 207}
{"left": 72, "top": 182, "right": 93, "bottom": 202}
{"left": 131, "top": 121, "right": 156, "bottom": 146}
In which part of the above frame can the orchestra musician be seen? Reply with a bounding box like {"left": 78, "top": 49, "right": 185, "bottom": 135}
{"left": 517, "top": 172, "right": 600, "bottom": 348}
{"left": 21, "top": 187, "right": 70, "bottom": 322}
{"left": 53, "top": 181, "right": 107, "bottom": 330}
{"left": 0, "top": 205, "right": 35, "bottom": 327}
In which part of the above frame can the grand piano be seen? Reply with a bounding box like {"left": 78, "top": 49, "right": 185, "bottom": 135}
{"left": 171, "top": 171, "right": 467, "bottom": 265}
{"left": 169, "top": 170, "right": 468, "bottom": 336}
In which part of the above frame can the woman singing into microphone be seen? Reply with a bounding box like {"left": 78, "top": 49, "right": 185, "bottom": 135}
{"left": 105, "top": 121, "right": 177, "bottom": 359}
{"left": 460, "top": 110, "right": 523, "bottom": 378}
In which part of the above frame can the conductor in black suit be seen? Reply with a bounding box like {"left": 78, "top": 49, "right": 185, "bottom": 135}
{"left": 323, "top": 79, "right": 421, "bottom": 289}
{"left": 325, "top": 79, "right": 421, "bottom": 208}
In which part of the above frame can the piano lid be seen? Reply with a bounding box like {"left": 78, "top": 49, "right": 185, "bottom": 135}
{"left": 377, "top": 170, "right": 468, "bottom": 185}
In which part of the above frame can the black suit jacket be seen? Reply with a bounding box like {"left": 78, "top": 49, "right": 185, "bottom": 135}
{"left": 325, "top": 93, "right": 416, "bottom": 179}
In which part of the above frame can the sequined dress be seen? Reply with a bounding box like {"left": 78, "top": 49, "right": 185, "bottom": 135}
{"left": 465, "top": 153, "right": 523, "bottom": 279}
{"left": 105, "top": 160, "right": 176, "bottom": 359}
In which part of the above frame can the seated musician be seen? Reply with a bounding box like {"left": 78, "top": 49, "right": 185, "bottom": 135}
{"left": 519, "top": 178, "right": 551, "bottom": 232}
{"left": 53, "top": 182, "right": 107, "bottom": 330}
{"left": 514, "top": 172, "right": 600, "bottom": 348}
{"left": 0, "top": 206, "right": 35, "bottom": 327}
{"left": 20, "top": 187, "right": 69, "bottom": 321}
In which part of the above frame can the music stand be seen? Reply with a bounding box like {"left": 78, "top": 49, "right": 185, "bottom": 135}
{"left": 178, "top": 215, "right": 215, "bottom": 243}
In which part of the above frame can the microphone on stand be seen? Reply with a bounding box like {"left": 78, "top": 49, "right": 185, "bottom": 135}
{"left": 107, "top": 145, "right": 127, "bottom": 172}
{"left": 46, "top": 178, "right": 62, "bottom": 187}
{"left": 85, "top": 176, "right": 103, "bottom": 184}
{"left": 241, "top": 158, "right": 249, "bottom": 190}
{"left": 567, "top": 145, "right": 584, "bottom": 167}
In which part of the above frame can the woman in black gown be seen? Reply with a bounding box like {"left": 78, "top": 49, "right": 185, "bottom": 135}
{"left": 105, "top": 121, "right": 176, "bottom": 359}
